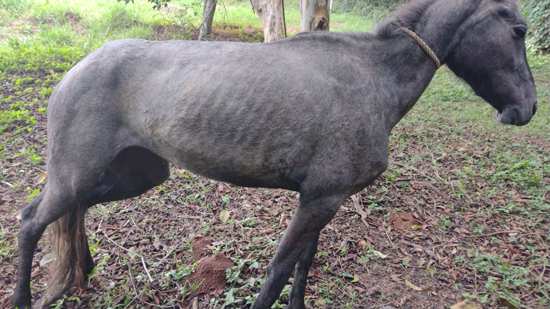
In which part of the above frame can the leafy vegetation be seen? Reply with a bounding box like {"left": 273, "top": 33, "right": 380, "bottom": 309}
{"left": 524, "top": 0, "right": 550, "bottom": 52}
{"left": 121, "top": 0, "right": 172, "bottom": 10}
{"left": 334, "top": 0, "right": 403, "bottom": 17}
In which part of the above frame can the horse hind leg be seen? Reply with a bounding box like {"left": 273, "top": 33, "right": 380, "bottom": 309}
{"left": 13, "top": 145, "right": 169, "bottom": 308}
{"left": 39, "top": 146, "right": 170, "bottom": 307}
{"left": 13, "top": 186, "right": 79, "bottom": 309}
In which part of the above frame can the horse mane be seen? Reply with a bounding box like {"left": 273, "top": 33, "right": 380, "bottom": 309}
{"left": 375, "top": 0, "right": 438, "bottom": 38}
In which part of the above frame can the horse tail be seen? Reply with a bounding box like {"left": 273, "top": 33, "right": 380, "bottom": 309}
{"left": 45, "top": 204, "right": 93, "bottom": 302}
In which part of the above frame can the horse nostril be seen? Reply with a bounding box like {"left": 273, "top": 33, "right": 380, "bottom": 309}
{"left": 532, "top": 104, "right": 538, "bottom": 115}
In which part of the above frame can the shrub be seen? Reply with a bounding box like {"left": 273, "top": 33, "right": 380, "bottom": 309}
{"left": 0, "top": 0, "right": 31, "bottom": 14}
{"left": 524, "top": 0, "right": 550, "bottom": 52}
{"left": 333, "top": 0, "right": 404, "bottom": 16}
{"left": 120, "top": 0, "right": 171, "bottom": 10}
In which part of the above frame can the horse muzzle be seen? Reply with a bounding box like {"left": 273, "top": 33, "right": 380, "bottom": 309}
{"left": 497, "top": 102, "right": 537, "bottom": 126}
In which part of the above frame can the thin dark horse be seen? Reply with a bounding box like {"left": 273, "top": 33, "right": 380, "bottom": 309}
{"left": 13, "top": 0, "right": 537, "bottom": 308}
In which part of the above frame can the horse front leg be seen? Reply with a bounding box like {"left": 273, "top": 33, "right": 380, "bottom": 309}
{"left": 287, "top": 237, "right": 319, "bottom": 309}
{"left": 252, "top": 193, "right": 347, "bottom": 309}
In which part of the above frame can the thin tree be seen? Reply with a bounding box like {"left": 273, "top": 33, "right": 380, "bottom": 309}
{"left": 250, "top": 0, "right": 287, "bottom": 42}
{"left": 300, "top": 0, "right": 330, "bottom": 32}
{"left": 198, "top": 0, "right": 218, "bottom": 40}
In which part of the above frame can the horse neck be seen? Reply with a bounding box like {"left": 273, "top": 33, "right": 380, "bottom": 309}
{"left": 379, "top": 0, "right": 480, "bottom": 130}
{"left": 376, "top": 36, "right": 438, "bottom": 131}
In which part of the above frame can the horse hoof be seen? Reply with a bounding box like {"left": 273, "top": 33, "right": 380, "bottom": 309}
{"left": 12, "top": 291, "right": 32, "bottom": 309}
{"left": 12, "top": 298, "right": 31, "bottom": 309}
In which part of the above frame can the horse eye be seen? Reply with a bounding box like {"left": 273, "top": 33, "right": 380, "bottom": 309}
{"left": 513, "top": 25, "right": 527, "bottom": 38}
{"left": 498, "top": 9, "right": 513, "bottom": 19}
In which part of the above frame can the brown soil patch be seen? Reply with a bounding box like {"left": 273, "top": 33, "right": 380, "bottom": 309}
{"left": 153, "top": 24, "right": 191, "bottom": 40}
{"left": 193, "top": 24, "right": 263, "bottom": 42}
{"left": 191, "top": 236, "right": 213, "bottom": 260}
{"left": 389, "top": 212, "right": 423, "bottom": 233}
{"left": 187, "top": 254, "right": 233, "bottom": 297}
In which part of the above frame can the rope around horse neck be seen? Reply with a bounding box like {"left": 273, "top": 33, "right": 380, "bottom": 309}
{"left": 400, "top": 27, "right": 442, "bottom": 69}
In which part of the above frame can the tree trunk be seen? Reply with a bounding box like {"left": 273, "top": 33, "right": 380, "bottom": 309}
{"left": 300, "top": 0, "right": 330, "bottom": 32}
{"left": 250, "top": 0, "right": 287, "bottom": 42}
{"left": 198, "top": 0, "right": 217, "bottom": 40}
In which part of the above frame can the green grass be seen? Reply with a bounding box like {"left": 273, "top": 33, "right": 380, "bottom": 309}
{"left": 194, "top": 0, "right": 375, "bottom": 34}
{"left": 0, "top": 227, "right": 14, "bottom": 258}
{"left": 0, "top": 0, "right": 191, "bottom": 72}
{"left": 460, "top": 251, "right": 534, "bottom": 307}
{"left": 0, "top": 107, "right": 36, "bottom": 133}
{"left": 0, "top": 0, "right": 381, "bottom": 74}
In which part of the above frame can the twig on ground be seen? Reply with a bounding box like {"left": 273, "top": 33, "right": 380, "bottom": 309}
{"left": 463, "top": 230, "right": 540, "bottom": 239}
{"left": 123, "top": 260, "right": 141, "bottom": 309}
{"left": 1, "top": 181, "right": 14, "bottom": 188}
{"left": 100, "top": 228, "right": 154, "bottom": 283}
{"left": 141, "top": 256, "right": 154, "bottom": 283}
{"left": 100, "top": 229, "right": 137, "bottom": 256}
{"left": 384, "top": 224, "right": 395, "bottom": 249}
{"left": 351, "top": 195, "right": 370, "bottom": 228}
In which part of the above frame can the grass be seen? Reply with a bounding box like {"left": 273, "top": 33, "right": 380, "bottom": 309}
{"left": 0, "top": 0, "right": 548, "bottom": 308}
{"left": 0, "top": 228, "right": 14, "bottom": 259}
{"left": 0, "top": 0, "right": 381, "bottom": 74}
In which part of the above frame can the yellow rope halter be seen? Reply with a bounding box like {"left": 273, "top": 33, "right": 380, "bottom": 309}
{"left": 400, "top": 27, "right": 442, "bottom": 69}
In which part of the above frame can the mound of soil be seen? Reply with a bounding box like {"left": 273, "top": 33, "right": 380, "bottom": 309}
{"left": 191, "top": 235, "right": 213, "bottom": 260}
{"left": 187, "top": 254, "right": 233, "bottom": 297}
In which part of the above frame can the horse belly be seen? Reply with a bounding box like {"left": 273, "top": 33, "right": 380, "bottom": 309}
{"left": 172, "top": 142, "right": 303, "bottom": 190}
{"left": 147, "top": 120, "right": 307, "bottom": 191}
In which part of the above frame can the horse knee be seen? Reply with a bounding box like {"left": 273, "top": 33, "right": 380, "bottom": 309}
{"left": 17, "top": 191, "right": 73, "bottom": 256}
{"left": 17, "top": 224, "right": 41, "bottom": 249}
{"left": 18, "top": 197, "right": 49, "bottom": 245}
{"left": 18, "top": 191, "right": 44, "bottom": 221}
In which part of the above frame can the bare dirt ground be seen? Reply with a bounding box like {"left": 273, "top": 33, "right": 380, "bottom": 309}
{"left": 1, "top": 32, "right": 549, "bottom": 309}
